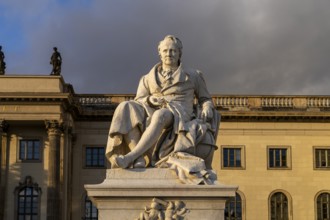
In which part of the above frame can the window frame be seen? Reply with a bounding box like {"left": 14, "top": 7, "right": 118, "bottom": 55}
{"left": 268, "top": 190, "right": 293, "bottom": 220}
{"left": 14, "top": 176, "right": 42, "bottom": 220}
{"left": 83, "top": 195, "right": 98, "bottom": 220}
{"left": 267, "top": 146, "right": 292, "bottom": 170}
{"left": 17, "top": 138, "right": 43, "bottom": 163}
{"left": 315, "top": 191, "right": 330, "bottom": 220}
{"left": 313, "top": 147, "right": 330, "bottom": 170}
{"left": 221, "top": 145, "right": 245, "bottom": 170}
{"left": 83, "top": 145, "right": 106, "bottom": 169}
{"left": 224, "top": 191, "right": 246, "bottom": 220}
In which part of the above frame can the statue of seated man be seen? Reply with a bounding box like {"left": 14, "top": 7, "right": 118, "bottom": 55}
{"left": 106, "top": 35, "right": 220, "bottom": 170}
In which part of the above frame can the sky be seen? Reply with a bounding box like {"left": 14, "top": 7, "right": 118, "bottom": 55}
{"left": 1, "top": 0, "right": 330, "bottom": 95}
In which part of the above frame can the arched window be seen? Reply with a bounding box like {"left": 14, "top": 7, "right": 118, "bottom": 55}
{"left": 15, "top": 176, "right": 41, "bottom": 220}
{"left": 84, "top": 196, "right": 98, "bottom": 220}
{"left": 316, "top": 192, "right": 330, "bottom": 220}
{"left": 225, "top": 192, "right": 242, "bottom": 220}
{"left": 270, "top": 192, "right": 288, "bottom": 220}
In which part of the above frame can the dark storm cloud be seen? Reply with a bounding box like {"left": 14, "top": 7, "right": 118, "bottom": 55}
{"left": 3, "top": 0, "right": 330, "bottom": 95}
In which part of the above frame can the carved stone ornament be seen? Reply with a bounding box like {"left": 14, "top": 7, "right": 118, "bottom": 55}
{"left": 45, "top": 120, "right": 63, "bottom": 135}
{"left": 14, "top": 176, "right": 42, "bottom": 194}
{"left": 136, "top": 198, "right": 189, "bottom": 220}
{"left": 0, "top": 119, "right": 9, "bottom": 133}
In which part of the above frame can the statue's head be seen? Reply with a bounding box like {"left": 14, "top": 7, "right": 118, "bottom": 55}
{"left": 158, "top": 35, "right": 183, "bottom": 67}
{"left": 53, "top": 47, "right": 57, "bottom": 51}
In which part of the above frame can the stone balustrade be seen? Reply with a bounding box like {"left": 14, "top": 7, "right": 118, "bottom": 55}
{"left": 75, "top": 94, "right": 134, "bottom": 105}
{"left": 74, "top": 94, "right": 330, "bottom": 110}
{"left": 212, "top": 96, "right": 248, "bottom": 107}
{"left": 307, "top": 97, "right": 330, "bottom": 108}
{"left": 261, "top": 97, "right": 293, "bottom": 107}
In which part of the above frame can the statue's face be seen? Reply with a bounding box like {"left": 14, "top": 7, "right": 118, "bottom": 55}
{"left": 159, "top": 40, "right": 180, "bottom": 67}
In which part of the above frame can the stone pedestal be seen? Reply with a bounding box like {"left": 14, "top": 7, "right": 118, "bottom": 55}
{"left": 85, "top": 169, "right": 237, "bottom": 220}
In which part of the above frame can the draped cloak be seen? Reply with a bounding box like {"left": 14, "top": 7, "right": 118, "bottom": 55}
{"left": 106, "top": 63, "right": 220, "bottom": 169}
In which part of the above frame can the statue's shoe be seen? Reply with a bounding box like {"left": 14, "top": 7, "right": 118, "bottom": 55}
{"left": 110, "top": 155, "right": 130, "bottom": 169}
{"left": 114, "top": 155, "right": 130, "bottom": 169}
{"left": 133, "top": 156, "right": 146, "bottom": 168}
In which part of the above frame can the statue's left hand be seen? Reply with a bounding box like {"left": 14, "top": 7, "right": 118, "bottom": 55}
{"left": 201, "top": 106, "right": 213, "bottom": 122}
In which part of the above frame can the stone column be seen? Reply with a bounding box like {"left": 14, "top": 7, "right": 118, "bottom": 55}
{"left": 45, "top": 120, "right": 62, "bottom": 220}
{"left": 0, "top": 120, "right": 9, "bottom": 220}
{"left": 60, "top": 124, "right": 74, "bottom": 220}
{"left": 65, "top": 126, "right": 75, "bottom": 220}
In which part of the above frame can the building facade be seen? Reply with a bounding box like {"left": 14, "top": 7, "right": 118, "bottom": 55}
{"left": 0, "top": 75, "right": 330, "bottom": 220}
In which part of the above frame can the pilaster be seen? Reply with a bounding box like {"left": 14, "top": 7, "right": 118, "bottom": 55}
{"left": 0, "top": 120, "right": 9, "bottom": 220}
{"left": 45, "top": 120, "right": 62, "bottom": 220}
{"left": 61, "top": 124, "right": 74, "bottom": 220}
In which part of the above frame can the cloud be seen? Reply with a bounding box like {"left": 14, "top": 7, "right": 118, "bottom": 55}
{"left": 2, "top": 0, "right": 330, "bottom": 95}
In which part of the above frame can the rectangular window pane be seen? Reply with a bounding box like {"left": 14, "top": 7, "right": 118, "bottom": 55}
{"left": 92, "top": 159, "right": 98, "bottom": 166}
{"left": 86, "top": 148, "right": 91, "bottom": 157}
{"left": 269, "top": 149, "right": 274, "bottom": 167}
{"left": 281, "top": 149, "right": 287, "bottom": 167}
{"left": 315, "top": 149, "right": 330, "bottom": 168}
{"left": 34, "top": 145, "right": 40, "bottom": 154}
{"left": 235, "top": 149, "right": 241, "bottom": 167}
{"left": 20, "top": 143, "right": 25, "bottom": 160}
{"left": 223, "top": 149, "right": 228, "bottom": 167}
{"left": 229, "top": 150, "right": 235, "bottom": 166}
{"left": 86, "top": 147, "right": 105, "bottom": 168}
{"left": 19, "top": 140, "right": 41, "bottom": 161}
{"left": 269, "top": 148, "right": 288, "bottom": 168}
{"left": 275, "top": 150, "right": 280, "bottom": 167}
{"left": 316, "top": 149, "right": 321, "bottom": 167}
{"left": 99, "top": 159, "right": 105, "bottom": 166}
{"left": 321, "top": 150, "right": 326, "bottom": 166}
{"left": 223, "top": 148, "right": 242, "bottom": 168}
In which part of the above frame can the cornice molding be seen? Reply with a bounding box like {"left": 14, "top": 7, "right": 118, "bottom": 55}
{"left": 3, "top": 93, "right": 330, "bottom": 122}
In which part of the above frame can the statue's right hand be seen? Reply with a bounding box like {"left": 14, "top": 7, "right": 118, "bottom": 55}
{"left": 148, "top": 95, "right": 165, "bottom": 107}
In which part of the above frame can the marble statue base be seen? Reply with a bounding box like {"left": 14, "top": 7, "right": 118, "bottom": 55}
{"left": 85, "top": 168, "right": 238, "bottom": 220}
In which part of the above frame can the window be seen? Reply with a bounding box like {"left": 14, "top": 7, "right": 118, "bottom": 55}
{"left": 314, "top": 147, "right": 330, "bottom": 169}
{"left": 267, "top": 146, "right": 291, "bottom": 169}
{"left": 85, "top": 147, "right": 105, "bottom": 168}
{"left": 19, "top": 140, "right": 41, "bottom": 161}
{"left": 15, "top": 176, "right": 41, "bottom": 220}
{"left": 17, "top": 187, "right": 39, "bottom": 220}
{"left": 222, "top": 146, "right": 245, "bottom": 169}
{"left": 316, "top": 192, "right": 330, "bottom": 220}
{"left": 84, "top": 196, "right": 98, "bottom": 220}
{"left": 225, "top": 193, "right": 242, "bottom": 220}
{"left": 270, "top": 192, "right": 289, "bottom": 220}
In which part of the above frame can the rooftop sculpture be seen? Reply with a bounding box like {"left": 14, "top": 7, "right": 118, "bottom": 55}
{"left": 0, "top": 46, "right": 6, "bottom": 75}
{"left": 50, "top": 47, "right": 62, "bottom": 75}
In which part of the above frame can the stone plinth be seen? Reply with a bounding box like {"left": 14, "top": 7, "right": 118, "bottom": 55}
{"left": 85, "top": 169, "right": 237, "bottom": 220}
